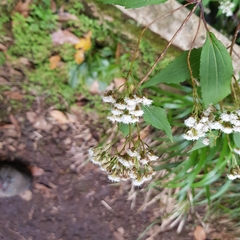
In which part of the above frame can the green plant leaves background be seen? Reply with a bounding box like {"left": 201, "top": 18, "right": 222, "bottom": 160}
{"left": 142, "top": 48, "right": 201, "bottom": 88}
{"left": 143, "top": 105, "right": 172, "bottom": 141}
{"left": 97, "top": 0, "right": 167, "bottom": 8}
{"left": 200, "top": 32, "right": 233, "bottom": 106}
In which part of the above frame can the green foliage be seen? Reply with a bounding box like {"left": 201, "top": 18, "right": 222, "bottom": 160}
{"left": 68, "top": 47, "right": 121, "bottom": 90}
{"left": 200, "top": 32, "right": 233, "bottom": 106}
{"left": 9, "top": 12, "right": 53, "bottom": 64}
{"left": 96, "top": 0, "right": 167, "bottom": 8}
{"left": 143, "top": 105, "right": 172, "bottom": 141}
{"left": 142, "top": 48, "right": 201, "bottom": 88}
{"left": 0, "top": 52, "right": 5, "bottom": 66}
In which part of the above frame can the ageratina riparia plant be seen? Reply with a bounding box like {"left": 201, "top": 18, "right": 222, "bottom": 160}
{"left": 89, "top": 88, "right": 161, "bottom": 186}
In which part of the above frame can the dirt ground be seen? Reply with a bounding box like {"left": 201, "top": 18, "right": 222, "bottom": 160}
{"left": 0, "top": 97, "right": 198, "bottom": 240}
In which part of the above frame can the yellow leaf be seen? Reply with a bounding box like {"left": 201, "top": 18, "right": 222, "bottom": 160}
{"left": 49, "top": 55, "right": 61, "bottom": 69}
{"left": 74, "top": 49, "right": 85, "bottom": 64}
{"left": 75, "top": 31, "right": 92, "bottom": 51}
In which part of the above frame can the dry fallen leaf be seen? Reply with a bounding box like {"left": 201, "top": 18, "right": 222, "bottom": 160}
{"left": 194, "top": 225, "right": 206, "bottom": 240}
{"left": 49, "top": 55, "right": 61, "bottom": 69}
{"left": 57, "top": 12, "right": 79, "bottom": 22}
{"left": 13, "top": 0, "right": 32, "bottom": 17}
{"left": 27, "top": 166, "right": 45, "bottom": 176}
{"left": 49, "top": 110, "right": 69, "bottom": 124}
{"left": 26, "top": 111, "right": 37, "bottom": 123}
{"left": 75, "top": 31, "right": 92, "bottom": 51}
{"left": 0, "top": 77, "right": 8, "bottom": 84}
{"left": 9, "top": 114, "right": 21, "bottom": 136}
{"left": 74, "top": 49, "right": 85, "bottom": 64}
{"left": 89, "top": 80, "right": 100, "bottom": 94}
{"left": 3, "top": 91, "right": 24, "bottom": 100}
{"left": 51, "top": 29, "right": 80, "bottom": 45}
{"left": 114, "top": 77, "right": 126, "bottom": 92}
{"left": 0, "top": 43, "right": 7, "bottom": 51}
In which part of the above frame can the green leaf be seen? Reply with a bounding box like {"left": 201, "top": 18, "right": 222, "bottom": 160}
{"left": 119, "top": 123, "right": 132, "bottom": 137}
{"left": 142, "top": 48, "right": 201, "bottom": 88}
{"left": 143, "top": 106, "right": 172, "bottom": 141}
{"left": 97, "top": 0, "right": 167, "bottom": 8}
{"left": 233, "top": 132, "right": 240, "bottom": 148}
{"left": 200, "top": 32, "right": 233, "bottom": 106}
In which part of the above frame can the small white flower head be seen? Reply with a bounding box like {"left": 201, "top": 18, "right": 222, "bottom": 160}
{"left": 126, "top": 105, "right": 136, "bottom": 111}
{"left": 131, "top": 109, "right": 144, "bottom": 117}
{"left": 140, "top": 158, "right": 148, "bottom": 165}
{"left": 222, "top": 127, "right": 233, "bottom": 134}
{"left": 141, "top": 96, "right": 153, "bottom": 106}
{"left": 117, "top": 155, "right": 134, "bottom": 168}
{"left": 108, "top": 175, "right": 120, "bottom": 182}
{"left": 231, "top": 119, "right": 240, "bottom": 126}
{"left": 184, "top": 117, "right": 197, "bottom": 127}
{"left": 183, "top": 128, "right": 206, "bottom": 140}
{"left": 147, "top": 151, "right": 159, "bottom": 161}
{"left": 234, "top": 148, "right": 240, "bottom": 155}
{"left": 236, "top": 110, "right": 240, "bottom": 116}
{"left": 233, "top": 126, "right": 240, "bottom": 132}
{"left": 220, "top": 113, "right": 230, "bottom": 122}
{"left": 229, "top": 113, "right": 238, "bottom": 121}
{"left": 115, "top": 103, "right": 127, "bottom": 110}
{"left": 133, "top": 178, "right": 145, "bottom": 186}
{"left": 200, "top": 116, "right": 209, "bottom": 123}
{"left": 120, "top": 114, "right": 134, "bottom": 124}
{"left": 203, "top": 104, "right": 214, "bottom": 116}
{"left": 126, "top": 149, "right": 140, "bottom": 158}
{"left": 202, "top": 138, "right": 210, "bottom": 146}
{"left": 227, "top": 174, "right": 237, "bottom": 180}
{"left": 219, "top": 0, "right": 235, "bottom": 17}
{"left": 194, "top": 122, "right": 204, "bottom": 131}
{"left": 111, "top": 108, "right": 123, "bottom": 116}
{"left": 208, "top": 121, "right": 223, "bottom": 130}
{"left": 102, "top": 91, "right": 116, "bottom": 103}
{"left": 124, "top": 97, "right": 138, "bottom": 107}
{"left": 107, "top": 115, "right": 118, "bottom": 123}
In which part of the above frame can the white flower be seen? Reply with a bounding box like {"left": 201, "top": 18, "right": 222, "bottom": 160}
{"left": 200, "top": 116, "right": 209, "bottom": 123}
{"left": 184, "top": 117, "right": 197, "bottom": 127}
{"left": 117, "top": 156, "right": 133, "bottom": 168}
{"left": 233, "top": 126, "right": 240, "bottom": 132}
{"left": 229, "top": 113, "right": 238, "bottom": 121}
{"left": 219, "top": 0, "right": 235, "bottom": 17}
{"left": 111, "top": 108, "right": 123, "bottom": 116}
{"left": 202, "top": 138, "right": 210, "bottom": 146}
{"left": 147, "top": 153, "right": 159, "bottom": 161}
{"left": 236, "top": 110, "right": 240, "bottom": 116}
{"left": 102, "top": 95, "right": 116, "bottom": 103}
{"left": 234, "top": 148, "right": 240, "bottom": 155}
{"left": 208, "top": 121, "right": 223, "bottom": 130}
{"left": 220, "top": 113, "right": 230, "bottom": 122}
{"left": 124, "top": 97, "right": 138, "bottom": 106}
{"left": 140, "top": 158, "right": 148, "bottom": 165}
{"left": 141, "top": 97, "right": 153, "bottom": 106}
{"left": 107, "top": 115, "right": 118, "bottom": 122}
{"left": 126, "top": 105, "right": 136, "bottom": 111}
{"left": 108, "top": 175, "right": 120, "bottom": 182}
{"left": 115, "top": 103, "right": 127, "bottom": 110}
{"left": 231, "top": 119, "right": 240, "bottom": 126}
{"left": 120, "top": 115, "right": 134, "bottom": 124}
{"left": 131, "top": 109, "right": 144, "bottom": 117}
{"left": 126, "top": 149, "right": 140, "bottom": 158}
{"left": 133, "top": 178, "right": 145, "bottom": 186}
{"left": 182, "top": 129, "right": 205, "bottom": 140}
{"left": 222, "top": 127, "right": 233, "bottom": 134}
{"left": 227, "top": 174, "right": 237, "bottom": 180}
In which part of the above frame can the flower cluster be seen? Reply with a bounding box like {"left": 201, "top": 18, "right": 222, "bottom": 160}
{"left": 102, "top": 91, "right": 153, "bottom": 124}
{"left": 89, "top": 146, "right": 158, "bottom": 186}
{"left": 183, "top": 105, "right": 240, "bottom": 146}
{"left": 219, "top": 0, "right": 235, "bottom": 17}
{"left": 227, "top": 166, "right": 240, "bottom": 180}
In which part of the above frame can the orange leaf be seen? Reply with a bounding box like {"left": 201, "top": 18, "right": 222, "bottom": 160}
{"left": 49, "top": 55, "right": 61, "bottom": 69}
{"left": 75, "top": 31, "right": 92, "bottom": 51}
{"left": 74, "top": 49, "right": 85, "bottom": 64}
